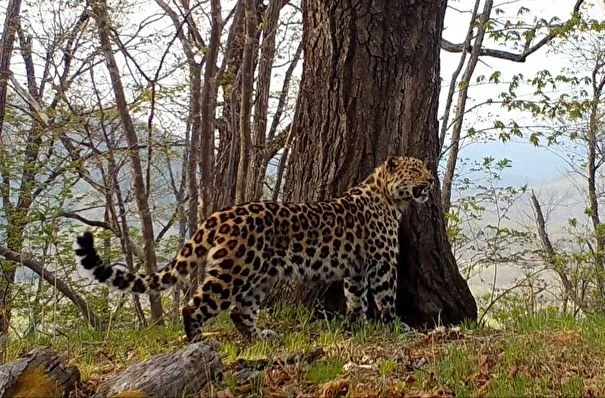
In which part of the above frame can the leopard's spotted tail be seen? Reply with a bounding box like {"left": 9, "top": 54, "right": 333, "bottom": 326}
{"left": 75, "top": 232, "right": 184, "bottom": 294}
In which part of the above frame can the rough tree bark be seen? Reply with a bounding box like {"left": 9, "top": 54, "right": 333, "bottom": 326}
{"left": 0, "top": 0, "right": 23, "bottom": 359}
{"left": 248, "top": 0, "right": 287, "bottom": 200}
{"left": 0, "top": 349, "right": 80, "bottom": 398}
{"left": 213, "top": 2, "right": 245, "bottom": 214}
{"left": 185, "top": 16, "right": 203, "bottom": 235}
{"left": 234, "top": 0, "right": 258, "bottom": 203}
{"left": 0, "top": 0, "right": 22, "bottom": 135}
{"left": 94, "top": 342, "right": 222, "bottom": 397}
{"left": 198, "top": 0, "right": 222, "bottom": 219}
{"left": 283, "top": 0, "right": 477, "bottom": 327}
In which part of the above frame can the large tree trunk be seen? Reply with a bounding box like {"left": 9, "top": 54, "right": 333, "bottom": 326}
{"left": 283, "top": 0, "right": 477, "bottom": 327}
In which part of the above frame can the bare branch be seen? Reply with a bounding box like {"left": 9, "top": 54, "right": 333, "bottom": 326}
{"left": 7, "top": 75, "right": 48, "bottom": 125}
{"left": 60, "top": 211, "right": 113, "bottom": 230}
{"left": 441, "top": 0, "right": 586, "bottom": 62}
{"left": 530, "top": 190, "right": 586, "bottom": 312}
{"left": 0, "top": 245, "right": 102, "bottom": 330}
{"left": 267, "top": 41, "right": 302, "bottom": 141}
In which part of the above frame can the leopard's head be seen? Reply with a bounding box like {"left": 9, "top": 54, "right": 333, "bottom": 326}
{"left": 381, "top": 155, "right": 435, "bottom": 207}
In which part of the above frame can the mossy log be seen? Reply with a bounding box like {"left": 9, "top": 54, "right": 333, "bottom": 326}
{"left": 94, "top": 341, "right": 223, "bottom": 398}
{"left": 0, "top": 348, "right": 80, "bottom": 398}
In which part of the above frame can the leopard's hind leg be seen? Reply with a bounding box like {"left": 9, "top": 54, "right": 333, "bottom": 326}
{"left": 182, "top": 272, "right": 234, "bottom": 342}
{"left": 229, "top": 277, "right": 279, "bottom": 341}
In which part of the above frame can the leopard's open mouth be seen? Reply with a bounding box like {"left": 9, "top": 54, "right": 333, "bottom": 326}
{"left": 412, "top": 184, "right": 430, "bottom": 202}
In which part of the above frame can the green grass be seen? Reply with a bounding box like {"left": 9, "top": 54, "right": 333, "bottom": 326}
{"left": 250, "top": 371, "right": 265, "bottom": 396}
{"left": 6, "top": 322, "right": 184, "bottom": 377}
{"left": 561, "top": 376, "right": 584, "bottom": 397}
{"left": 316, "top": 329, "right": 343, "bottom": 347}
{"left": 220, "top": 341, "right": 239, "bottom": 363}
{"left": 488, "top": 374, "right": 534, "bottom": 397}
{"left": 283, "top": 331, "right": 312, "bottom": 354}
{"left": 305, "top": 359, "right": 345, "bottom": 384}
{"left": 240, "top": 339, "right": 275, "bottom": 360}
{"left": 378, "top": 358, "right": 397, "bottom": 376}
{"left": 8, "top": 305, "right": 605, "bottom": 397}
{"left": 438, "top": 346, "right": 477, "bottom": 396}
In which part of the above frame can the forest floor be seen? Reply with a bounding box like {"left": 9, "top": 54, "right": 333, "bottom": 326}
{"left": 7, "top": 306, "right": 605, "bottom": 397}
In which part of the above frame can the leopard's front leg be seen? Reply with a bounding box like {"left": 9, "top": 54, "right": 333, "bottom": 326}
{"left": 344, "top": 274, "right": 368, "bottom": 324}
{"left": 368, "top": 260, "right": 397, "bottom": 323}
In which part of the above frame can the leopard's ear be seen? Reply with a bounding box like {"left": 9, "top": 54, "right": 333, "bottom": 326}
{"left": 386, "top": 156, "right": 401, "bottom": 173}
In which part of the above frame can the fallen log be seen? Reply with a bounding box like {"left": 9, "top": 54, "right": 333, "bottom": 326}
{"left": 94, "top": 341, "right": 223, "bottom": 398}
{"left": 0, "top": 348, "right": 80, "bottom": 397}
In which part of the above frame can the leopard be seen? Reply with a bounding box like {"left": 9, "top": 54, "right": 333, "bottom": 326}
{"left": 75, "top": 155, "right": 435, "bottom": 342}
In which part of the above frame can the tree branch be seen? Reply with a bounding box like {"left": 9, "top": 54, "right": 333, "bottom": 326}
{"left": 530, "top": 190, "right": 586, "bottom": 312}
{"left": 0, "top": 246, "right": 102, "bottom": 330}
{"left": 60, "top": 211, "right": 146, "bottom": 260}
{"left": 60, "top": 211, "right": 113, "bottom": 230}
{"left": 441, "top": 0, "right": 585, "bottom": 62}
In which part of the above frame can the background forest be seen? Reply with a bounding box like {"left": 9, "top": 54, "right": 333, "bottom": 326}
{"left": 1, "top": 0, "right": 605, "bottom": 396}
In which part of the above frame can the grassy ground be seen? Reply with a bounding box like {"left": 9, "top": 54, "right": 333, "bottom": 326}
{"left": 8, "top": 306, "right": 605, "bottom": 397}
